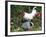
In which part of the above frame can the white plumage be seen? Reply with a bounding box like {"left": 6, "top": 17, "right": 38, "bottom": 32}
{"left": 22, "top": 7, "right": 37, "bottom": 30}
{"left": 23, "top": 7, "right": 37, "bottom": 20}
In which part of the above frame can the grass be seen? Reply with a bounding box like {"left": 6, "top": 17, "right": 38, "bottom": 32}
{"left": 10, "top": 5, "right": 42, "bottom": 32}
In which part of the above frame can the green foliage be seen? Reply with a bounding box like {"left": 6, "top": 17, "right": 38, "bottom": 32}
{"left": 36, "top": 6, "right": 42, "bottom": 12}
{"left": 10, "top": 5, "right": 42, "bottom": 32}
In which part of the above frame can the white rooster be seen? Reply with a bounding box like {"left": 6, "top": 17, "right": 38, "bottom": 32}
{"left": 22, "top": 7, "right": 37, "bottom": 31}
{"left": 23, "top": 7, "right": 37, "bottom": 20}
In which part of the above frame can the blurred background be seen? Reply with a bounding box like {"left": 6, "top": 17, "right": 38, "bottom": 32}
{"left": 10, "top": 5, "right": 42, "bottom": 32}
